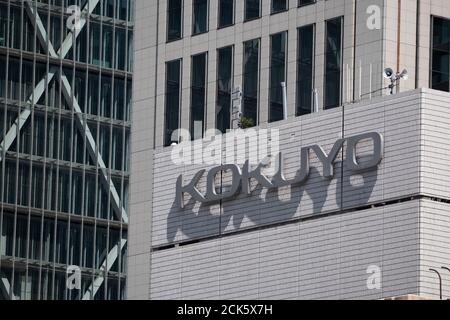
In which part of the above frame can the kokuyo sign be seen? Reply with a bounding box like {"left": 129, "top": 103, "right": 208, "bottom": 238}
{"left": 177, "top": 132, "right": 384, "bottom": 208}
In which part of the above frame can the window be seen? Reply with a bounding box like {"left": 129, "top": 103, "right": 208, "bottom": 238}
{"left": 193, "top": 0, "right": 208, "bottom": 35}
{"left": 269, "top": 32, "right": 287, "bottom": 123}
{"left": 431, "top": 16, "right": 450, "bottom": 92}
{"left": 216, "top": 46, "right": 233, "bottom": 133}
{"left": 298, "top": 0, "right": 316, "bottom": 6}
{"left": 115, "top": 28, "right": 127, "bottom": 70}
{"left": 218, "top": 0, "right": 234, "bottom": 28}
{"left": 297, "top": 24, "right": 315, "bottom": 116}
{"left": 167, "top": 0, "right": 183, "bottom": 41}
{"left": 190, "top": 53, "right": 207, "bottom": 140}
{"left": 245, "top": 0, "right": 260, "bottom": 21}
{"left": 0, "top": 3, "right": 7, "bottom": 47}
{"left": 0, "top": 56, "right": 6, "bottom": 98}
{"left": 103, "top": 26, "right": 113, "bottom": 68}
{"left": 272, "top": 0, "right": 288, "bottom": 14}
{"left": 90, "top": 22, "right": 101, "bottom": 66}
{"left": 165, "top": 59, "right": 182, "bottom": 146}
{"left": 324, "top": 17, "right": 343, "bottom": 109}
{"left": 243, "top": 39, "right": 260, "bottom": 126}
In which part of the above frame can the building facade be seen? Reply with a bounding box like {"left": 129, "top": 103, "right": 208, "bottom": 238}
{"left": 0, "top": 0, "right": 134, "bottom": 300}
{"left": 129, "top": 0, "right": 450, "bottom": 299}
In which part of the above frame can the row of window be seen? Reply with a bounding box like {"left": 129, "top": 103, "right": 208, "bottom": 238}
{"left": 164, "top": 17, "right": 343, "bottom": 146}
{"left": 167, "top": 0, "right": 316, "bottom": 42}
{"left": 0, "top": 112, "right": 130, "bottom": 172}
{"left": 0, "top": 3, "right": 134, "bottom": 72}
{"left": 1, "top": 160, "right": 129, "bottom": 220}
{"left": 0, "top": 267, "right": 125, "bottom": 300}
{"left": 1, "top": 213, "right": 126, "bottom": 272}
{"left": 34, "top": 0, "right": 135, "bottom": 22}
{"left": 0, "top": 58, "right": 133, "bottom": 122}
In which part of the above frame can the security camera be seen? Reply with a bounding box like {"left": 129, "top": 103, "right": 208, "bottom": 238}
{"left": 383, "top": 68, "right": 394, "bottom": 79}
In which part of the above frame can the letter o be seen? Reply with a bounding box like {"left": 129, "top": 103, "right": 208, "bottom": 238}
{"left": 346, "top": 132, "right": 384, "bottom": 172}
{"left": 206, "top": 164, "right": 242, "bottom": 202}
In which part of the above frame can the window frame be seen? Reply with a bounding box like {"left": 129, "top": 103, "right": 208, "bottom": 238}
{"left": 271, "top": 0, "right": 289, "bottom": 15}
{"left": 297, "top": 0, "right": 316, "bottom": 8}
{"left": 430, "top": 15, "right": 450, "bottom": 92}
{"left": 242, "top": 38, "right": 261, "bottom": 127}
{"left": 323, "top": 16, "right": 344, "bottom": 110}
{"left": 216, "top": 45, "right": 234, "bottom": 133}
{"left": 244, "top": 0, "right": 261, "bottom": 22}
{"left": 192, "top": 0, "right": 210, "bottom": 36}
{"left": 218, "top": 0, "right": 235, "bottom": 29}
{"left": 164, "top": 58, "right": 183, "bottom": 147}
{"left": 268, "top": 31, "right": 288, "bottom": 123}
{"left": 166, "top": 0, "right": 184, "bottom": 43}
{"left": 190, "top": 52, "right": 208, "bottom": 140}
{"left": 296, "top": 23, "right": 316, "bottom": 117}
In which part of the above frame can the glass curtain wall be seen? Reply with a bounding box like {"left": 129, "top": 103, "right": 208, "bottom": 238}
{"left": 0, "top": 0, "right": 133, "bottom": 300}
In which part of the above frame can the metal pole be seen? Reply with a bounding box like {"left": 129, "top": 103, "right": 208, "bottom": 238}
{"left": 430, "top": 269, "right": 443, "bottom": 300}
{"left": 281, "top": 82, "right": 288, "bottom": 120}
{"left": 313, "top": 89, "right": 319, "bottom": 113}
{"left": 359, "top": 60, "right": 362, "bottom": 100}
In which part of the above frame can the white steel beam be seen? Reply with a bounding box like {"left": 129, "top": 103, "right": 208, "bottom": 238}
{"left": 0, "top": 0, "right": 101, "bottom": 159}
{"left": 0, "top": 276, "right": 16, "bottom": 300}
{"left": 60, "top": 74, "right": 128, "bottom": 223}
{"left": 82, "top": 239, "right": 127, "bottom": 300}
{"left": 24, "top": 1, "right": 58, "bottom": 57}
{"left": 0, "top": 69, "right": 57, "bottom": 161}
{"left": 58, "top": 0, "right": 101, "bottom": 58}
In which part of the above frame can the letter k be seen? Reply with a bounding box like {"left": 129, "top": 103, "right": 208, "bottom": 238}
{"left": 176, "top": 170, "right": 207, "bottom": 208}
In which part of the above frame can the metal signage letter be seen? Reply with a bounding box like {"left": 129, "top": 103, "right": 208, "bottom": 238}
{"left": 346, "top": 132, "right": 384, "bottom": 172}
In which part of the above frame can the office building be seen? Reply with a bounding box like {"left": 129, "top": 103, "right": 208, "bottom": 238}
{"left": 138, "top": 0, "right": 450, "bottom": 299}
{"left": 0, "top": 0, "right": 134, "bottom": 300}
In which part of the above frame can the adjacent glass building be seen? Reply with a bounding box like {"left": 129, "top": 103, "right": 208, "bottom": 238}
{"left": 0, "top": 0, "right": 133, "bottom": 300}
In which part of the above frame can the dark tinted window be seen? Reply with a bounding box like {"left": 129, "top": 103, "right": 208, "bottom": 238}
{"left": 217, "top": 46, "right": 233, "bottom": 133}
{"left": 193, "top": 0, "right": 208, "bottom": 35}
{"left": 269, "top": 32, "right": 287, "bottom": 122}
{"left": 243, "top": 39, "right": 260, "bottom": 126}
{"left": 245, "top": 0, "right": 260, "bottom": 21}
{"left": 272, "top": 0, "right": 287, "bottom": 14}
{"left": 298, "top": 0, "right": 316, "bottom": 6}
{"left": 167, "top": 0, "right": 183, "bottom": 41}
{"left": 431, "top": 17, "right": 450, "bottom": 92}
{"left": 219, "top": 0, "right": 234, "bottom": 28}
{"left": 165, "top": 59, "right": 182, "bottom": 146}
{"left": 190, "top": 53, "right": 207, "bottom": 140}
{"left": 324, "top": 17, "right": 342, "bottom": 109}
{"left": 297, "top": 24, "right": 315, "bottom": 116}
